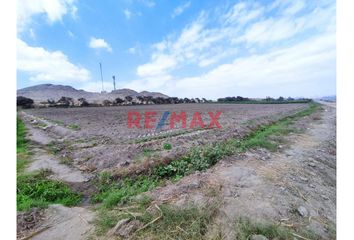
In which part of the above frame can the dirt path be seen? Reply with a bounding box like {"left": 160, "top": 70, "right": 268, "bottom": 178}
{"left": 20, "top": 111, "right": 92, "bottom": 183}
{"left": 148, "top": 104, "right": 336, "bottom": 239}
{"left": 29, "top": 204, "right": 95, "bottom": 240}
{"left": 26, "top": 148, "right": 91, "bottom": 183}
{"left": 19, "top": 111, "right": 95, "bottom": 240}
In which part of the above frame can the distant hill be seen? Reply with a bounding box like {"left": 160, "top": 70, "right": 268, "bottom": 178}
{"left": 17, "top": 84, "right": 169, "bottom": 103}
{"left": 319, "top": 95, "right": 336, "bottom": 102}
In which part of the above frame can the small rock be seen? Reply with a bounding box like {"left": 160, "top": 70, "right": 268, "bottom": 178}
{"left": 183, "top": 179, "right": 201, "bottom": 191}
{"left": 297, "top": 206, "right": 309, "bottom": 217}
{"left": 308, "top": 162, "right": 316, "bottom": 167}
{"left": 299, "top": 176, "right": 308, "bottom": 182}
{"left": 321, "top": 194, "right": 329, "bottom": 200}
{"left": 119, "top": 160, "right": 130, "bottom": 167}
{"left": 250, "top": 234, "right": 269, "bottom": 240}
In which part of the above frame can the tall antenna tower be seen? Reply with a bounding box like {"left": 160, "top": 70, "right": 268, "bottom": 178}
{"left": 112, "top": 75, "right": 116, "bottom": 91}
{"left": 99, "top": 62, "right": 104, "bottom": 92}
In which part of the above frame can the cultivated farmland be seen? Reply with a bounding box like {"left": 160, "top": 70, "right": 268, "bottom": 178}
{"left": 17, "top": 102, "right": 336, "bottom": 239}
{"left": 21, "top": 103, "right": 307, "bottom": 173}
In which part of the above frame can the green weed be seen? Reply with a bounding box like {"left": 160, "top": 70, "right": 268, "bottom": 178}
{"left": 17, "top": 170, "right": 81, "bottom": 211}
{"left": 163, "top": 143, "right": 172, "bottom": 150}
{"left": 91, "top": 175, "right": 162, "bottom": 208}
{"left": 67, "top": 124, "right": 81, "bottom": 130}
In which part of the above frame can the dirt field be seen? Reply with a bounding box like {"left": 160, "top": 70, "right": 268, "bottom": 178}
{"left": 21, "top": 103, "right": 307, "bottom": 173}
{"left": 17, "top": 102, "right": 336, "bottom": 239}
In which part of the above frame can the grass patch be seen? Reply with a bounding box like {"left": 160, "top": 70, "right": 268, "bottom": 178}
{"left": 51, "top": 119, "right": 65, "bottom": 125}
{"left": 91, "top": 172, "right": 163, "bottom": 209}
{"left": 94, "top": 197, "right": 219, "bottom": 239}
{"left": 135, "top": 203, "right": 218, "bottom": 240}
{"left": 17, "top": 117, "right": 27, "bottom": 154}
{"left": 235, "top": 218, "right": 319, "bottom": 240}
{"left": 163, "top": 143, "right": 172, "bottom": 150}
{"left": 94, "top": 195, "right": 153, "bottom": 235}
{"left": 17, "top": 170, "right": 81, "bottom": 211}
{"left": 36, "top": 122, "right": 48, "bottom": 128}
{"left": 143, "top": 148, "right": 157, "bottom": 157}
{"left": 17, "top": 117, "right": 30, "bottom": 172}
{"left": 67, "top": 124, "right": 81, "bottom": 130}
{"left": 47, "top": 141, "right": 63, "bottom": 154}
{"left": 59, "top": 156, "right": 73, "bottom": 165}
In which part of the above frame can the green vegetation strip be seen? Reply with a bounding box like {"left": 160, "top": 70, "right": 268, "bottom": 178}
{"left": 17, "top": 118, "right": 29, "bottom": 172}
{"left": 17, "top": 117, "right": 81, "bottom": 211}
{"left": 92, "top": 103, "right": 319, "bottom": 209}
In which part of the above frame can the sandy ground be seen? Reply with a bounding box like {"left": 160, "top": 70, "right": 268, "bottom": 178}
{"left": 30, "top": 205, "right": 95, "bottom": 240}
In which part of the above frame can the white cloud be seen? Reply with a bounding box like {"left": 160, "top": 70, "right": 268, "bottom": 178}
{"left": 172, "top": 1, "right": 191, "bottom": 18}
{"left": 79, "top": 81, "right": 113, "bottom": 92}
{"left": 222, "top": 2, "right": 264, "bottom": 25}
{"left": 283, "top": 0, "right": 305, "bottom": 15}
{"left": 137, "top": 55, "right": 177, "bottom": 77}
{"left": 122, "top": 75, "right": 172, "bottom": 92}
{"left": 17, "top": 0, "right": 77, "bottom": 32}
{"left": 130, "top": 31, "right": 335, "bottom": 99}
{"left": 17, "top": 39, "right": 91, "bottom": 82}
{"left": 169, "top": 32, "right": 335, "bottom": 98}
{"left": 123, "top": 9, "right": 132, "bottom": 19}
{"left": 131, "top": 0, "right": 335, "bottom": 98}
{"left": 236, "top": 18, "right": 296, "bottom": 44}
{"left": 140, "top": 0, "right": 155, "bottom": 8}
{"left": 89, "top": 37, "right": 112, "bottom": 52}
{"left": 128, "top": 47, "right": 136, "bottom": 54}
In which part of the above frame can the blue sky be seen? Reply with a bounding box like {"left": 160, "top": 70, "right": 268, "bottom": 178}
{"left": 17, "top": 0, "right": 336, "bottom": 99}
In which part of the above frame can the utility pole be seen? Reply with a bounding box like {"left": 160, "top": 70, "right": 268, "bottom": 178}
{"left": 99, "top": 62, "right": 104, "bottom": 92}
{"left": 112, "top": 75, "right": 116, "bottom": 91}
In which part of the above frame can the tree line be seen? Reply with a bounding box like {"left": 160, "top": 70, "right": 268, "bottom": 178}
{"left": 17, "top": 95, "right": 312, "bottom": 108}
{"left": 17, "top": 96, "right": 213, "bottom": 108}
{"left": 217, "top": 96, "right": 312, "bottom": 103}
